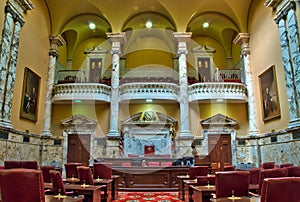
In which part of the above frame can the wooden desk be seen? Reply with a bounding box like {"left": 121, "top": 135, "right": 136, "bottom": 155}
{"left": 191, "top": 185, "right": 215, "bottom": 202}
{"left": 93, "top": 178, "right": 113, "bottom": 202}
{"left": 177, "top": 175, "right": 190, "bottom": 200}
{"left": 210, "top": 196, "right": 260, "bottom": 202}
{"left": 64, "top": 184, "right": 105, "bottom": 202}
{"left": 45, "top": 195, "right": 84, "bottom": 202}
{"left": 183, "top": 179, "right": 198, "bottom": 202}
{"left": 63, "top": 178, "right": 80, "bottom": 184}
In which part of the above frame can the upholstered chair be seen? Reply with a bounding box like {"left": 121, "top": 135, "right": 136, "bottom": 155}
{"left": 261, "top": 162, "right": 276, "bottom": 169}
{"left": 196, "top": 175, "right": 215, "bottom": 186}
{"left": 0, "top": 168, "right": 45, "bottom": 202}
{"left": 4, "top": 160, "right": 23, "bottom": 169}
{"left": 260, "top": 177, "right": 300, "bottom": 202}
{"left": 77, "top": 166, "right": 94, "bottom": 185}
{"left": 49, "top": 170, "right": 74, "bottom": 195}
{"left": 93, "top": 163, "right": 112, "bottom": 179}
{"left": 287, "top": 166, "right": 300, "bottom": 177}
{"left": 279, "top": 163, "right": 293, "bottom": 168}
{"left": 40, "top": 165, "right": 55, "bottom": 183}
{"left": 189, "top": 166, "right": 209, "bottom": 179}
{"left": 64, "top": 162, "right": 82, "bottom": 178}
{"left": 258, "top": 168, "right": 288, "bottom": 195}
{"left": 223, "top": 165, "right": 235, "bottom": 171}
{"left": 215, "top": 171, "right": 250, "bottom": 198}
{"left": 22, "top": 161, "right": 39, "bottom": 170}
{"left": 249, "top": 168, "right": 261, "bottom": 185}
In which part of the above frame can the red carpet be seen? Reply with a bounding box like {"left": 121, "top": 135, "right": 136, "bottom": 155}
{"left": 113, "top": 192, "right": 180, "bottom": 202}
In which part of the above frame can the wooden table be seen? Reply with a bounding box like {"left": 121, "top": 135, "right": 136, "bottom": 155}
{"left": 45, "top": 195, "right": 84, "bottom": 202}
{"left": 210, "top": 196, "right": 260, "bottom": 202}
{"left": 64, "top": 184, "right": 105, "bottom": 202}
{"left": 183, "top": 179, "right": 198, "bottom": 202}
{"left": 93, "top": 178, "right": 113, "bottom": 202}
{"left": 177, "top": 175, "right": 190, "bottom": 200}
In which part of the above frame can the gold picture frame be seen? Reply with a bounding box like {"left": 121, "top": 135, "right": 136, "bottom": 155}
{"left": 20, "top": 67, "right": 40, "bottom": 122}
{"left": 259, "top": 65, "right": 281, "bottom": 121}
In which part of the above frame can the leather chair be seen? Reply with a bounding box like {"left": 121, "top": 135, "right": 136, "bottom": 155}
{"left": 93, "top": 163, "right": 112, "bottom": 179}
{"left": 40, "top": 165, "right": 55, "bottom": 183}
{"left": 77, "top": 166, "right": 94, "bottom": 185}
{"left": 64, "top": 162, "right": 82, "bottom": 178}
{"left": 196, "top": 175, "right": 215, "bottom": 186}
{"left": 0, "top": 168, "right": 45, "bottom": 202}
{"left": 189, "top": 166, "right": 209, "bottom": 179}
{"left": 287, "top": 166, "right": 300, "bottom": 177}
{"left": 22, "top": 161, "right": 39, "bottom": 170}
{"left": 223, "top": 165, "right": 235, "bottom": 171}
{"left": 279, "top": 163, "right": 293, "bottom": 168}
{"left": 215, "top": 171, "right": 250, "bottom": 198}
{"left": 258, "top": 168, "right": 288, "bottom": 195}
{"left": 260, "top": 177, "right": 300, "bottom": 202}
{"left": 4, "top": 160, "right": 23, "bottom": 169}
{"left": 49, "top": 170, "right": 74, "bottom": 195}
{"left": 249, "top": 168, "right": 261, "bottom": 185}
{"left": 261, "top": 162, "right": 275, "bottom": 169}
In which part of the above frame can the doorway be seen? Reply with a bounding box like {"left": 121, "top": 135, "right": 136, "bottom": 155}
{"left": 67, "top": 134, "right": 90, "bottom": 166}
{"left": 208, "top": 134, "right": 232, "bottom": 173}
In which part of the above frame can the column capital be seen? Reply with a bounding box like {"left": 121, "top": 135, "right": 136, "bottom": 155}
{"left": 265, "top": 0, "right": 295, "bottom": 16}
{"left": 233, "top": 33, "right": 250, "bottom": 56}
{"left": 173, "top": 32, "right": 192, "bottom": 55}
{"left": 49, "top": 34, "right": 66, "bottom": 58}
{"left": 107, "top": 32, "right": 126, "bottom": 55}
{"left": 7, "top": 0, "right": 34, "bottom": 18}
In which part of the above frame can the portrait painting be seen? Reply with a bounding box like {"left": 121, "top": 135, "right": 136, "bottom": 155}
{"left": 259, "top": 65, "right": 281, "bottom": 121}
{"left": 20, "top": 67, "right": 40, "bottom": 122}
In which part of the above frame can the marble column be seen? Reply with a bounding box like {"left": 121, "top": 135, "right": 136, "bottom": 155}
{"left": 273, "top": 1, "right": 300, "bottom": 128}
{"left": 106, "top": 33, "right": 126, "bottom": 138}
{"left": 0, "top": 2, "right": 33, "bottom": 128}
{"left": 234, "top": 33, "right": 259, "bottom": 136}
{"left": 173, "top": 32, "right": 192, "bottom": 137}
{"left": 42, "top": 35, "right": 66, "bottom": 136}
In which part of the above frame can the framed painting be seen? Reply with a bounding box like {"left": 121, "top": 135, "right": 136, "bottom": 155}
{"left": 20, "top": 67, "right": 40, "bottom": 122}
{"left": 259, "top": 65, "right": 281, "bottom": 121}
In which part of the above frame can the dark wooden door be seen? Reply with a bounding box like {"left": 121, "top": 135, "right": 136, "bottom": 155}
{"left": 208, "top": 134, "right": 232, "bottom": 173}
{"left": 67, "top": 134, "right": 90, "bottom": 165}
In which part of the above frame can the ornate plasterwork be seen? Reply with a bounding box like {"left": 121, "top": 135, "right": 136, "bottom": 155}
{"left": 201, "top": 113, "right": 238, "bottom": 130}
{"left": 61, "top": 114, "right": 98, "bottom": 132}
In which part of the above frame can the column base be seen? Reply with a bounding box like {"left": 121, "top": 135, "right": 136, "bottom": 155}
{"left": 288, "top": 118, "right": 300, "bottom": 129}
{"left": 107, "top": 130, "right": 119, "bottom": 138}
{"left": 178, "top": 130, "right": 193, "bottom": 137}
{"left": 42, "top": 130, "right": 52, "bottom": 137}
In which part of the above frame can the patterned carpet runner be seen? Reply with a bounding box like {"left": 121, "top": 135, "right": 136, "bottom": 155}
{"left": 113, "top": 192, "right": 180, "bottom": 202}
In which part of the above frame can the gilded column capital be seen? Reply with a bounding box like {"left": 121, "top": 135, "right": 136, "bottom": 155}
{"left": 106, "top": 32, "right": 126, "bottom": 55}
{"left": 233, "top": 33, "right": 250, "bottom": 56}
{"left": 49, "top": 34, "right": 66, "bottom": 58}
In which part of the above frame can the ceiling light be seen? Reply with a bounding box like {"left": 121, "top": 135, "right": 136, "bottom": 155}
{"left": 89, "top": 22, "right": 96, "bottom": 30}
{"left": 145, "top": 20, "right": 152, "bottom": 28}
{"left": 202, "top": 22, "right": 209, "bottom": 28}
{"left": 146, "top": 99, "right": 153, "bottom": 103}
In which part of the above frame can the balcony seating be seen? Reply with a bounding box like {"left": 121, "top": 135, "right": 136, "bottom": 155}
{"left": 279, "top": 163, "right": 293, "bottom": 168}
{"left": 4, "top": 160, "right": 38, "bottom": 170}
{"left": 40, "top": 165, "right": 55, "bottom": 183}
{"left": 215, "top": 171, "right": 250, "bottom": 198}
{"left": 49, "top": 170, "right": 74, "bottom": 195}
{"left": 260, "top": 177, "right": 300, "bottom": 202}
{"left": 223, "top": 165, "right": 235, "bottom": 171}
{"left": 77, "top": 166, "right": 94, "bottom": 185}
{"left": 93, "top": 163, "right": 112, "bottom": 179}
{"left": 0, "top": 168, "right": 45, "bottom": 202}
{"left": 64, "top": 162, "right": 82, "bottom": 178}
{"left": 287, "top": 166, "right": 300, "bottom": 177}
{"left": 128, "top": 154, "right": 139, "bottom": 157}
{"left": 189, "top": 166, "right": 209, "bottom": 179}
{"left": 258, "top": 168, "right": 288, "bottom": 195}
{"left": 148, "top": 162, "right": 160, "bottom": 167}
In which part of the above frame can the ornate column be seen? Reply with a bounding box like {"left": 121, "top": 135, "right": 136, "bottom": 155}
{"left": 234, "top": 33, "right": 259, "bottom": 136}
{"left": 106, "top": 32, "right": 126, "bottom": 138}
{"left": 42, "top": 35, "right": 66, "bottom": 136}
{"left": 266, "top": 0, "right": 300, "bottom": 128}
{"left": 173, "top": 32, "right": 192, "bottom": 137}
{"left": 0, "top": 0, "right": 33, "bottom": 128}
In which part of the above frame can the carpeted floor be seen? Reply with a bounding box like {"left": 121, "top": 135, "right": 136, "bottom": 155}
{"left": 113, "top": 192, "right": 181, "bottom": 202}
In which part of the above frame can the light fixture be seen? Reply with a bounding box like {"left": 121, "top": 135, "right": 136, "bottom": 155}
{"left": 216, "top": 99, "right": 223, "bottom": 102}
{"left": 74, "top": 99, "right": 82, "bottom": 103}
{"left": 145, "top": 20, "right": 152, "bottom": 28}
{"left": 202, "top": 22, "right": 209, "bottom": 28}
{"left": 89, "top": 22, "right": 96, "bottom": 30}
{"left": 146, "top": 99, "right": 153, "bottom": 103}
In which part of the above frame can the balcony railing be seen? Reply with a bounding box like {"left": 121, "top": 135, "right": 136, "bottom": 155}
{"left": 52, "top": 83, "right": 111, "bottom": 103}
{"left": 188, "top": 82, "right": 247, "bottom": 102}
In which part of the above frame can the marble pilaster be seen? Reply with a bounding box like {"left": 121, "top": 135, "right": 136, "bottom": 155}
{"left": 106, "top": 33, "right": 126, "bottom": 138}
{"left": 42, "top": 35, "right": 66, "bottom": 137}
{"left": 173, "top": 32, "right": 192, "bottom": 137}
{"left": 233, "top": 33, "right": 259, "bottom": 136}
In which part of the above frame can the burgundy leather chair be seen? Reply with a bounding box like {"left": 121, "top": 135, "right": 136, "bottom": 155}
{"left": 77, "top": 166, "right": 94, "bottom": 185}
{"left": 4, "top": 161, "right": 23, "bottom": 169}
{"left": 64, "top": 162, "right": 82, "bottom": 178}
{"left": 93, "top": 163, "right": 112, "bottom": 179}
{"left": 215, "top": 171, "right": 250, "bottom": 198}
{"left": 189, "top": 166, "right": 209, "bottom": 179}
{"left": 261, "top": 161, "right": 276, "bottom": 169}
{"left": 279, "top": 163, "right": 293, "bottom": 168}
{"left": 260, "top": 177, "right": 300, "bottom": 202}
{"left": 0, "top": 168, "right": 45, "bottom": 202}
{"left": 196, "top": 175, "right": 215, "bottom": 186}
{"left": 223, "top": 165, "right": 235, "bottom": 171}
{"left": 258, "top": 168, "right": 288, "bottom": 195}
{"left": 287, "top": 166, "right": 300, "bottom": 177}
{"left": 22, "top": 161, "right": 39, "bottom": 170}
{"left": 49, "top": 170, "right": 73, "bottom": 195}
{"left": 249, "top": 168, "right": 261, "bottom": 185}
{"left": 40, "top": 165, "right": 55, "bottom": 183}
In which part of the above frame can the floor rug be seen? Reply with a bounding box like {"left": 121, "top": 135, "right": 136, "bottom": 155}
{"left": 113, "top": 192, "right": 181, "bottom": 202}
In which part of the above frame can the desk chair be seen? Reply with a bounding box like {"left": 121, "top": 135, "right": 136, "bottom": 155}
{"left": 287, "top": 166, "right": 300, "bottom": 177}
{"left": 260, "top": 177, "right": 300, "bottom": 202}
{"left": 93, "top": 163, "right": 112, "bottom": 179}
{"left": 50, "top": 170, "right": 74, "bottom": 195}
{"left": 40, "top": 165, "right": 55, "bottom": 183}
{"left": 64, "top": 162, "right": 82, "bottom": 178}
{"left": 189, "top": 166, "right": 209, "bottom": 179}
{"left": 258, "top": 168, "right": 288, "bottom": 195}
{"left": 77, "top": 166, "right": 94, "bottom": 185}
{"left": 215, "top": 171, "right": 250, "bottom": 198}
{"left": 0, "top": 168, "right": 46, "bottom": 202}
